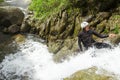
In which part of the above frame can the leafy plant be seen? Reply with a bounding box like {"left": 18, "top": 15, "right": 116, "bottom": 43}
{"left": 29, "top": 0, "right": 70, "bottom": 19}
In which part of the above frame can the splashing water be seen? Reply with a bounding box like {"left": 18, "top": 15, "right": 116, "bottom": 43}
{"left": 0, "top": 35, "right": 120, "bottom": 80}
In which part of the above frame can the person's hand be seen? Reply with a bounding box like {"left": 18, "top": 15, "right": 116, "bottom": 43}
{"left": 109, "top": 33, "right": 117, "bottom": 38}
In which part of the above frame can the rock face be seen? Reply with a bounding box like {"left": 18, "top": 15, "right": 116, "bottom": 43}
{"left": 64, "top": 67, "right": 117, "bottom": 80}
{"left": 21, "top": 21, "right": 31, "bottom": 33}
{"left": 12, "top": 34, "right": 26, "bottom": 44}
{"left": 26, "top": 0, "right": 120, "bottom": 61}
{"left": 0, "top": 34, "right": 26, "bottom": 62}
{"left": 0, "top": 6, "right": 24, "bottom": 33}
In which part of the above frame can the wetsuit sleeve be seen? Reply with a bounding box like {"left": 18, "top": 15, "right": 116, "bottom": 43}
{"left": 92, "top": 30, "right": 109, "bottom": 38}
{"left": 78, "top": 34, "right": 83, "bottom": 51}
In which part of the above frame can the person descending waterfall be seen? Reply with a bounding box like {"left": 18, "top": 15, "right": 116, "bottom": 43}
{"left": 78, "top": 22, "right": 116, "bottom": 51}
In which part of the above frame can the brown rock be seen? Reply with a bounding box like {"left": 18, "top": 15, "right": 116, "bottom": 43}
{"left": 0, "top": 6, "right": 24, "bottom": 29}
{"left": 64, "top": 67, "right": 117, "bottom": 80}
{"left": 7, "top": 24, "right": 20, "bottom": 34}
{"left": 21, "top": 21, "right": 31, "bottom": 33}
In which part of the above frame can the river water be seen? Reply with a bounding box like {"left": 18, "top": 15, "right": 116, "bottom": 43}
{"left": 0, "top": 35, "right": 120, "bottom": 80}
{"left": 0, "top": 0, "right": 120, "bottom": 80}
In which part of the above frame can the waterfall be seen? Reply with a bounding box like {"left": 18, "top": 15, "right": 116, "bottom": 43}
{"left": 0, "top": 35, "right": 120, "bottom": 80}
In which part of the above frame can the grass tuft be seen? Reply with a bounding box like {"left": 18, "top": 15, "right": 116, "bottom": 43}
{"left": 29, "top": 0, "right": 70, "bottom": 20}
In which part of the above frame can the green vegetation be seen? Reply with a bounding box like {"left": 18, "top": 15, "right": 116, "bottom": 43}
{"left": 109, "top": 15, "right": 120, "bottom": 34}
{"left": 0, "top": 0, "right": 4, "bottom": 3}
{"left": 113, "top": 24, "right": 119, "bottom": 34}
{"left": 29, "top": 0, "right": 70, "bottom": 19}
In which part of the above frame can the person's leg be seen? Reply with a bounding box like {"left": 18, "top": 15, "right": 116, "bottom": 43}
{"left": 93, "top": 42, "right": 112, "bottom": 49}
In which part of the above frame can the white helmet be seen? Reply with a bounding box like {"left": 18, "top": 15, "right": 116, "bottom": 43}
{"left": 81, "top": 22, "right": 89, "bottom": 28}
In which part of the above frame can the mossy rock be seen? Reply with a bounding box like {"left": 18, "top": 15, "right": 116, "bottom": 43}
{"left": 96, "top": 20, "right": 107, "bottom": 33}
{"left": 107, "top": 15, "right": 120, "bottom": 34}
{"left": 53, "top": 38, "right": 79, "bottom": 62}
{"left": 48, "top": 40, "right": 64, "bottom": 54}
{"left": 64, "top": 67, "right": 117, "bottom": 80}
{"left": 110, "top": 35, "right": 120, "bottom": 45}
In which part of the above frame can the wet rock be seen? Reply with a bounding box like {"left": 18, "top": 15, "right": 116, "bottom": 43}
{"left": 84, "top": 15, "right": 95, "bottom": 22}
{"left": 53, "top": 38, "right": 79, "bottom": 62}
{"left": 12, "top": 34, "right": 25, "bottom": 44}
{"left": 0, "top": 39, "right": 18, "bottom": 62}
{"left": 109, "top": 35, "right": 120, "bottom": 45}
{"left": 21, "top": 21, "right": 31, "bottom": 33}
{"left": 0, "top": 6, "right": 24, "bottom": 30}
{"left": 7, "top": 24, "right": 20, "bottom": 34}
{"left": 0, "top": 33, "right": 26, "bottom": 62}
{"left": 62, "top": 11, "right": 68, "bottom": 22}
{"left": 97, "top": 12, "right": 111, "bottom": 20}
{"left": 3, "top": 24, "right": 20, "bottom": 34}
{"left": 45, "top": 18, "right": 51, "bottom": 35}
{"left": 38, "top": 23, "right": 46, "bottom": 38}
{"left": 64, "top": 67, "right": 117, "bottom": 80}
{"left": 96, "top": 20, "right": 107, "bottom": 33}
{"left": 74, "top": 16, "right": 82, "bottom": 36}
{"left": 0, "top": 32, "right": 12, "bottom": 44}
{"left": 48, "top": 40, "right": 64, "bottom": 54}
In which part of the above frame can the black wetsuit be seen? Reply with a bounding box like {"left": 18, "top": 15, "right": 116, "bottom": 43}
{"left": 78, "top": 29, "right": 111, "bottom": 51}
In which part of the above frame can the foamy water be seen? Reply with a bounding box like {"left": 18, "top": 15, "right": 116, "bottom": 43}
{"left": 0, "top": 35, "right": 120, "bottom": 80}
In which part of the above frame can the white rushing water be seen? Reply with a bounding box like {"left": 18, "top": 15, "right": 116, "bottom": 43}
{"left": 0, "top": 35, "right": 120, "bottom": 80}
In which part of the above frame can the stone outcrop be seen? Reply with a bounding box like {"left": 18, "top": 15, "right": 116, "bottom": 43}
{"left": 64, "top": 67, "right": 117, "bottom": 80}
{"left": 0, "top": 6, "right": 24, "bottom": 34}
{"left": 0, "top": 34, "right": 26, "bottom": 62}
{"left": 25, "top": 0, "right": 120, "bottom": 62}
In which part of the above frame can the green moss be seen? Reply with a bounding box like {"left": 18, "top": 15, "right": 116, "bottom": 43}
{"left": 29, "top": 0, "right": 70, "bottom": 20}
{"left": 104, "top": 29, "right": 109, "bottom": 34}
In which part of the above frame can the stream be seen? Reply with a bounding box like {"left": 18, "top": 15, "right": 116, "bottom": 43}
{"left": 0, "top": 0, "right": 120, "bottom": 80}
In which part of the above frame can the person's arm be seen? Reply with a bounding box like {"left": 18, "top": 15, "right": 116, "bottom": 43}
{"left": 92, "top": 30, "right": 109, "bottom": 38}
{"left": 78, "top": 34, "right": 83, "bottom": 51}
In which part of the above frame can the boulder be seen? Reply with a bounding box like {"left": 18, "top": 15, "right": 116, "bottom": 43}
{"left": 0, "top": 34, "right": 25, "bottom": 62}
{"left": 64, "top": 67, "right": 117, "bottom": 80}
{"left": 0, "top": 6, "right": 24, "bottom": 30}
{"left": 12, "top": 34, "right": 26, "bottom": 44}
{"left": 53, "top": 38, "right": 79, "bottom": 62}
{"left": 110, "top": 35, "right": 120, "bottom": 45}
{"left": 0, "top": 38, "right": 18, "bottom": 62}
{"left": 8, "top": 24, "right": 20, "bottom": 34}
